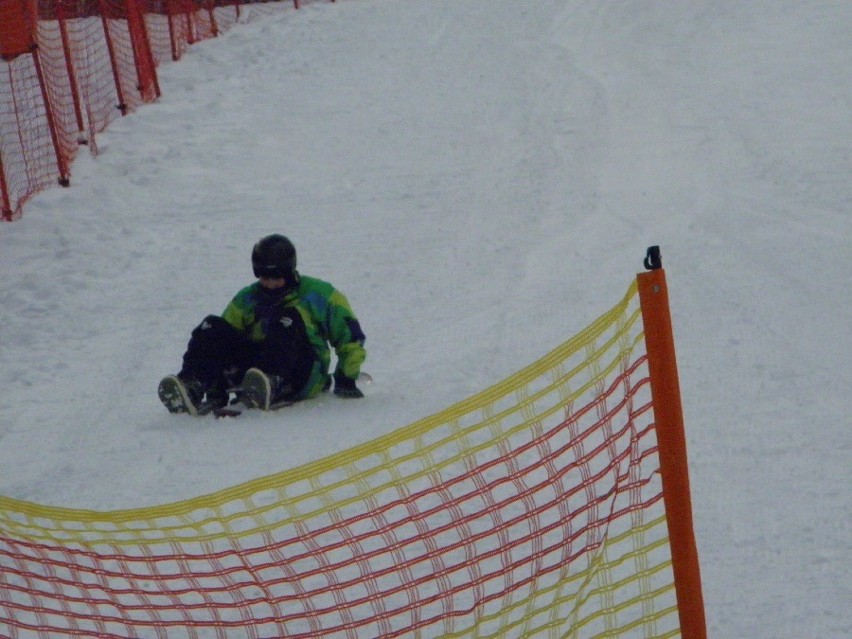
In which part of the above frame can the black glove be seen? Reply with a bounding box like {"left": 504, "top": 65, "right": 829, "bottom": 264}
{"left": 333, "top": 372, "right": 364, "bottom": 398}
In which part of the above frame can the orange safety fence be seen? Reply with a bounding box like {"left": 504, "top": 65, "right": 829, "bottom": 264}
{"left": 0, "top": 260, "right": 706, "bottom": 638}
{"left": 0, "top": 0, "right": 322, "bottom": 220}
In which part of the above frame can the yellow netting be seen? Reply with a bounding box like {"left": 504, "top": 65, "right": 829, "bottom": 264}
{"left": 0, "top": 280, "right": 679, "bottom": 638}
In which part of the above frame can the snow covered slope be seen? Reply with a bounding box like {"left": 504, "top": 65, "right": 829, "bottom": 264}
{"left": 1, "top": 1, "right": 849, "bottom": 636}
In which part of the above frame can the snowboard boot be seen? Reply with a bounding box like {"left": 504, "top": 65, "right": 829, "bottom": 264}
{"left": 158, "top": 375, "right": 204, "bottom": 416}
{"left": 241, "top": 368, "right": 293, "bottom": 410}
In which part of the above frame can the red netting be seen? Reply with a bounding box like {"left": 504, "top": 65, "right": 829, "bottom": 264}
{"left": 0, "top": 52, "right": 61, "bottom": 219}
{"left": 1, "top": 0, "right": 296, "bottom": 220}
{"left": 1, "top": 284, "right": 681, "bottom": 637}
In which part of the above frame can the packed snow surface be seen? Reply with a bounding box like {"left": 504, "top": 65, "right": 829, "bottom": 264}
{"left": 1, "top": 1, "right": 849, "bottom": 636}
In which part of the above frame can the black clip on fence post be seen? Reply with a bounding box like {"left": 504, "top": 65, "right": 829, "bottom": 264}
{"left": 644, "top": 245, "right": 662, "bottom": 270}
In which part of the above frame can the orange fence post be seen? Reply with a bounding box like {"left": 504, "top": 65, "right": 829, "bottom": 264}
{"left": 126, "top": 0, "right": 160, "bottom": 100}
{"left": 57, "top": 14, "right": 86, "bottom": 136}
{"left": 636, "top": 246, "right": 707, "bottom": 639}
{"left": 99, "top": 0, "right": 129, "bottom": 115}
{"left": 32, "top": 49, "right": 71, "bottom": 186}
{"left": 1, "top": 153, "right": 12, "bottom": 219}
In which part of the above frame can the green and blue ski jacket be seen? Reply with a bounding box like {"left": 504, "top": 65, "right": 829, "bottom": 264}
{"left": 221, "top": 274, "right": 366, "bottom": 399}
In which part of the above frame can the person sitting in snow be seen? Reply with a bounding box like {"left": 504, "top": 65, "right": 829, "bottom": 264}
{"left": 158, "top": 234, "right": 366, "bottom": 415}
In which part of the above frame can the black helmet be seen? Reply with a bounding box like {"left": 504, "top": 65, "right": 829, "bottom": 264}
{"left": 252, "top": 234, "right": 297, "bottom": 279}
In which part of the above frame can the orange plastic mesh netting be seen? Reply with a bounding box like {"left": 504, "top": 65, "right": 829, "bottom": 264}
{"left": 0, "top": 281, "right": 681, "bottom": 638}
{"left": 0, "top": 0, "right": 36, "bottom": 60}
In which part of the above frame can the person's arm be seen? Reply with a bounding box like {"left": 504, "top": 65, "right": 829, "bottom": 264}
{"left": 325, "top": 289, "right": 366, "bottom": 398}
{"left": 221, "top": 286, "right": 257, "bottom": 337}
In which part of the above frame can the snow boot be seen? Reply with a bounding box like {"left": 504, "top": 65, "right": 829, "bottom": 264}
{"left": 158, "top": 375, "right": 204, "bottom": 416}
{"left": 241, "top": 368, "right": 293, "bottom": 410}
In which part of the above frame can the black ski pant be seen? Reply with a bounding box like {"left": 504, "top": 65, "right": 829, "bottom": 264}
{"left": 178, "top": 313, "right": 316, "bottom": 398}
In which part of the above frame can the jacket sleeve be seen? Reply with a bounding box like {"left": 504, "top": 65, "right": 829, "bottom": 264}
{"left": 221, "top": 287, "right": 260, "bottom": 339}
{"left": 325, "top": 289, "right": 366, "bottom": 379}
{"left": 221, "top": 300, "right": 242, "bottom": 331}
